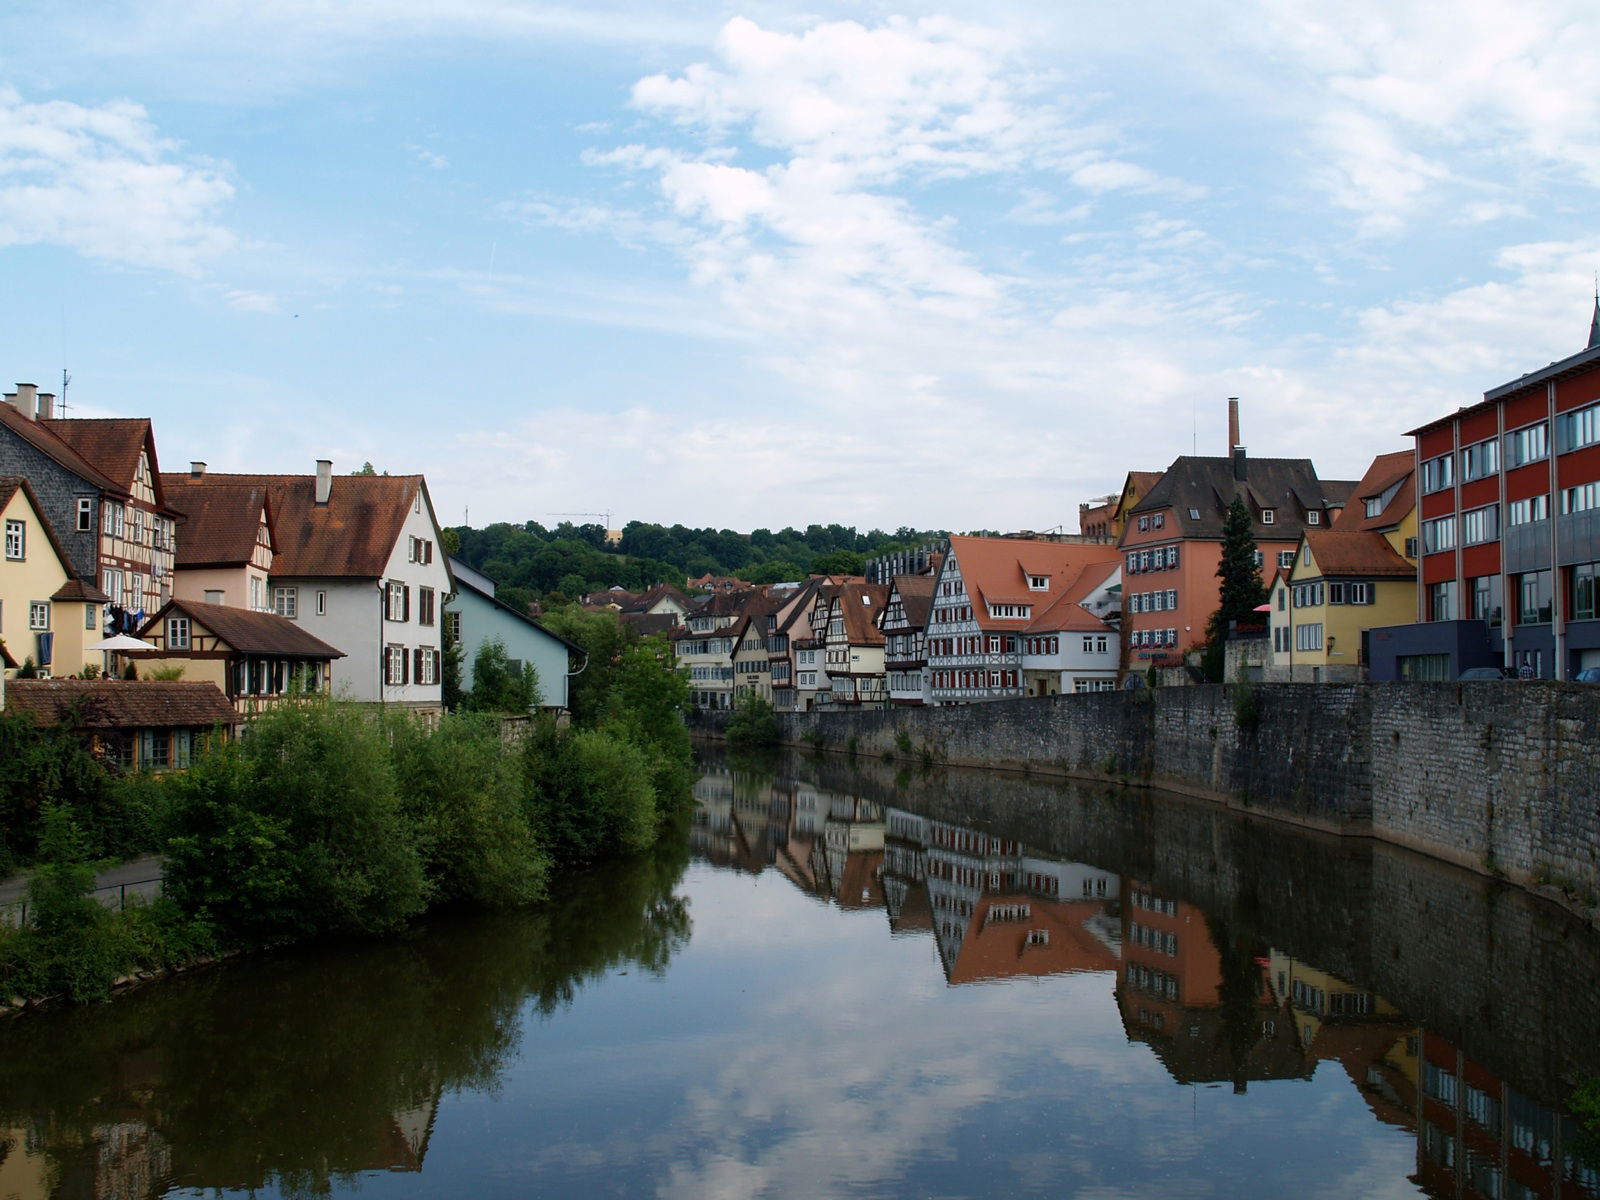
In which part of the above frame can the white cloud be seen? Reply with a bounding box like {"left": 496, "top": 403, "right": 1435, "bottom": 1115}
{"left": 406, "top": 143, "right": 449, "bottom": 170}
{"left": 221, "top": 288, "right": 279, "bottom": 313}
{"left": 0, "top": 84, "right": 234, "bottom": 272}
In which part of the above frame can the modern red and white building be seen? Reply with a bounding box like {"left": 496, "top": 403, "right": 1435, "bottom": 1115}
{"left": 1369, "top": 310, "right": 1600, "bottom": 680}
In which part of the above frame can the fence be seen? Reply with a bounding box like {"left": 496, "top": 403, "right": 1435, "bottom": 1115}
{"left": 0, "top": 873, "right": 164, "bottom": 929}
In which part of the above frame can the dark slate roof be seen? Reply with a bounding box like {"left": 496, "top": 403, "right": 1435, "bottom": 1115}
{"left": 160, "top": 477, "right": 275, "bottom": 567}
{"left": 619, "top": 612, "right": 680, "bottom": 637}
{"left": 4, "top": 680, "right": 240, "bottom": 729}
{"left": 173, "top": 473, "right": 427, "bottom": 578}
{"left": 0, "top": 404, "right": 124, "bottom": 495}
{"left": 142, "top": 599, "right": 346, "bottom": 658}
{"left": 1130, "top": 455, "right": 1339, "bottom": 540}
{"left": 889, "top": 573, "right": 935, "bottom": 629}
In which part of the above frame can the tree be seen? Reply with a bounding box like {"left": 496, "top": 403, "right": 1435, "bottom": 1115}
{"left": 465, "top": 638, "right": 540, "bottom": 713}
{"left": 441, "top": 614, "right": 465, "bottom": 711}
{"left": 1203, "top": 495, "right": 1267, "bottom": 681}
{"left": 810, "top": 549, "right": 865, "bottom": 576}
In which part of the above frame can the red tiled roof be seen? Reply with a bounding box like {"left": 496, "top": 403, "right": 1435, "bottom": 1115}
{"left": 51, "top": 578, "right": 111, "bottom": 603}
{"left": 140, "top": 599, "right": 346, "bottom": 658}
{"left": 0, "top": 406, "right": 123, "bottom": 495}
{"left": 45, "top": 418, "right": 167, "bottom": 504}
{"left": 1333, "top": 451, "right": 1414, "bottom": 533}
{"left": 168, "top": 473, "right": 427, "bottom": 578}
{"left": 1303, "top": 530, "right": 1415, "bottom": 577}
{"left": 160, "top": 477, "right": 275, "bottom": 567}
{"left": 838, "top": 581, "right": 888, "bottom": 645}
{"left": 4, "top": 680, "right": 240, "bottom": 728}
{"left": 946, "top": 536, "right": 1123, "bottom": 633}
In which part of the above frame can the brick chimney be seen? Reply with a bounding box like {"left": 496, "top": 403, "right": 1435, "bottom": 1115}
{"left": 315, "top": 459, "right": 333, "bottom": 505}
{"left": 1227, "top": 397, "right": 1240, "bottom": 455}
{"left": 37, "top": 392, "right": 54, "bottom": 420}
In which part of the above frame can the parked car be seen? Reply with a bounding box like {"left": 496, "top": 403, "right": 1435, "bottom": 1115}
{"left": 1575, "top": 667, "right": 1600, "bottom": 683}
{"left": 1458, "top": 666, "right": 1514, "bottom": 681}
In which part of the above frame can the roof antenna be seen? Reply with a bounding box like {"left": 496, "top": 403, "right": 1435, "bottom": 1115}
{"left": 59, "top": 368, "right": 70, "bottom": 419}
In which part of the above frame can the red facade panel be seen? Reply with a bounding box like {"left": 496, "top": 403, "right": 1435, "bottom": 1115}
{"left": 1421, "top": 554, "right": 1457, "bottom": 585}
{"left": 1503, "top": 391, "right": 1546, "bottom": 429}
{"left": 1461, "top": 543, "right": 1500, "bottom": 577}
{"left": 1418, "top": 428, "right": 1454, "bottom": 459}
{"left": 1420, "top": 489, "right": 1458, "bottom": 519}
{"left": 1554, "top": 368, "right": 1600, "bottom": 412}
{"left": 1504, "top": 463, "right": 1550, "bottom": 502}
{"left": 1458, "top": 478, "right": 1498, "bottom": 510}
{"left": 1459, "top": 409, "right": 1499, "bottom": 443}
{"left": 1557, "top": 443, "right": 1600, "bottom": 488}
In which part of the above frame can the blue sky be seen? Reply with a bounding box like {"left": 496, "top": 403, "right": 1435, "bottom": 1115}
{"left": 2, "top": 1, "right": 1598, "bottom": 533}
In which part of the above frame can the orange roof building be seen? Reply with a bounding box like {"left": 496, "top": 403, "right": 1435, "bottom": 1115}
{"left": 925, "top": 535, "right": 1123, "bottom": 704}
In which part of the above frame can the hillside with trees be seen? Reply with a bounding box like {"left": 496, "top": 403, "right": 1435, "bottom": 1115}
{"left": 450, "top": 520, "right": 946, "bottom": 608}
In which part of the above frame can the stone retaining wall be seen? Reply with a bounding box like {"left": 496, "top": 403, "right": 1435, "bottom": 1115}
{"left": 698, "top": 680, "right": 1600, "bottom": 912}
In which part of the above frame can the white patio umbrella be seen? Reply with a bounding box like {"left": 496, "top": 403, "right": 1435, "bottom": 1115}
{"left": 86, "top": 634, "right": 159, "bottom": 652}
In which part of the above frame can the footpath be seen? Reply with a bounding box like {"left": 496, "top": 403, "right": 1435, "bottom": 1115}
{"left": 0, "top": 855, "right": 165, "bottom": 925}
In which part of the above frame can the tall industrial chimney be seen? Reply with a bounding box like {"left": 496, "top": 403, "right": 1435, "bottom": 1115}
{"left": 1227, "top": 397, "right": 1240, "bottom": 455}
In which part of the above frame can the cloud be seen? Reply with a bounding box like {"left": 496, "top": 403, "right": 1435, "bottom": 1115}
{"left": 0, "top": 84, "right": 234, "bottom": 272}
{"left": 221, "top": 288, "right": 280, "bottom": 313}
{"left": 406, "top": 143, "right": 448, "bottom": 170}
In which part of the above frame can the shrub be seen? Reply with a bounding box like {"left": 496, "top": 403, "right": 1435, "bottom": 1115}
{"left": 387, "top": 712, "right": 548, "bottom": 907}
{"left": 725, "top": 694, "right": 779, "bottom": 749}
{"left": 523, "top": 723, "right": 659, "bottom": 864}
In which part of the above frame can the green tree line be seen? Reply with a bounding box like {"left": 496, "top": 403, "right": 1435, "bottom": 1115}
{"left": 451, "top": 519, "right": 946, "bottom": 608}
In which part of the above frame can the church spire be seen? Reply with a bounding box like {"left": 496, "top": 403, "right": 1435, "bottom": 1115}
{"left": 1591, "top": 276, "right": 1600, "bottom": 349}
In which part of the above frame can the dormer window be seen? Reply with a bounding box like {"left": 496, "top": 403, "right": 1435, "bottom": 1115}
{"left": 1188, "top": 507, "right": 1200, "bottom": 520}
{"left": 1028, "top": 575, "right": 1048, "bottom": 591}
{"left": 1261, "top": 509, "right": 1275, "bottom": 525}
{"left": 1307, "top": 511, "right": 1320, "bottom": 526}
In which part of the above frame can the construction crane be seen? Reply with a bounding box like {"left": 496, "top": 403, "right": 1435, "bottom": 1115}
{"left": 547, "top": 511, "right": 614, "bottom": 528}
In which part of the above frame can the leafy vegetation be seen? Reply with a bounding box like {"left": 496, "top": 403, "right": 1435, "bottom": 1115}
{"left": 463, "top": 636, "right": 540, "bottom": 713}
{"left": 725, "top": 694, "right": 780, "bottom": 749}
{"left": 451, "top": 519, "right": 944, "bottom": 607}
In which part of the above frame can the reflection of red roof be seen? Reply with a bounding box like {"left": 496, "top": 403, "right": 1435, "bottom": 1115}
{"left": 947, "top": 896, "right": 1117, "bottom": 984}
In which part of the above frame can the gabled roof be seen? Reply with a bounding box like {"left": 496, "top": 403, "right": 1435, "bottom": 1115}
{"left": 1129, "top": 455, "right": 1339, "bottom": 540}
{"left": 0, "top": 476, "right": 80, "bottom": 583}
{"left": 161, "top": 477, "right": 275, "bottom": 568}
{"left": 0, "top": 404, "right": 123, "bottom": 495}
{"left": 836, "top": 581, "right": 888, "bottom": 646}
{"left": 51, "top": 578, "right": 111, "bottom": 604}
{"left": 886, "top": 574, "right": 935, "bottom": 630}
{"left": 1111, "top": 471, "right": 1164, "bottom": 522}
{"left": 172, "top": 473, "right": 431, "bottom": 578}
{"left": 1333, "top": 451, "right": 1414, "bottom": 533}
{"left": 45, "top": 418, "right": 171, "bottom": 511}
{"left": 141, "top": 599, "right": 346, "bottom": 658}
{"left": 621, "top": 583, "right": 689, "bottom": 614}
{"left": 4, "top": 679, "right": 240, "bottom": 728}
{"left": 944, "top": 536, "right": 1123, "bottom": 633}
{"left": 1302, "top": 530, "right": 1414, "bottom": 578}
{"left": 619, "top": 611, "right": 679, "bottom": 637}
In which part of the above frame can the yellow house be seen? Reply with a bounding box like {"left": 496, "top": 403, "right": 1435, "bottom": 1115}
{"left": 1, "top": 476, "right": 110, "bottom": 678}
{"left": 1268, "top": 452, "right": 1417, "bottom": 682}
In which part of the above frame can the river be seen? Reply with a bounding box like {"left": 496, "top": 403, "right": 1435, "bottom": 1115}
{"left": 1, "top": 749, "right": 1598, "bottom": 1199}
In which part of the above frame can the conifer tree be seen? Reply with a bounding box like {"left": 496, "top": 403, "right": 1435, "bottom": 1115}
{"left": 1203, "top": 495, "right": 1267, "bottom": 680}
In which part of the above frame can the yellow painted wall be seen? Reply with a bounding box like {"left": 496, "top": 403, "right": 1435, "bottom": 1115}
{"left": 0, "top": 488, "right": 97, "bottom": 677}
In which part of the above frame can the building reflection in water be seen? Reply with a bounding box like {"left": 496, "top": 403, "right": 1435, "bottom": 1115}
{"left": 695, "top": 767, "right": 1600, "bottom": 1200}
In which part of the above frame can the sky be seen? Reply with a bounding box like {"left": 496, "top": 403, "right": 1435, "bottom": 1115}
{"left": 2, "top": 1, "right": 1598, "bottom": 536}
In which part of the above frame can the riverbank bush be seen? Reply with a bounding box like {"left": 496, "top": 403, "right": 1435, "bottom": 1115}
{"left": 725, "top": 694, "right": 779, "bottom": 749}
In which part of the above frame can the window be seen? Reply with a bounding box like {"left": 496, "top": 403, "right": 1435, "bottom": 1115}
{"left": 76, "top": 497, "right": 93, "bottom": 532}
{"left": 385, "top": 643, "right": 409, "bottom": 685}
{"left": 316, "top": 590, "right": 326, "bottom": 616}
{"left": 445, "top": 610, "right": 461, "bottom": 641}
{"left": 1461, "top": 438, "right": 1499, "bottom": 480}
{"left": 1422, "top": 516, "right": 1457, "bottom": 554}
{"left": 1506, "top": 422, "right": 1548, "bottom": 467}
{"left": 1328, "top": 582, "right": 1345, "bottom": 605}
{"left": 1507, "top": 495, "right": 1550, "bottom": 526}
{"left": 418, "top": 586, "right": 436, "bottom": 626}
{"left": 102, "top": 569, "right": 123, "bottom": 605}
{"left": 1278, "top": 551, "right": 1296, "bottom": 569}
{"left": 1571, "top": 562, "right": 1598, "bottom": 622}
{"left": 1276, "top": 589, "right": 1286, "bottom": 611}
{"left": 1517, "top": 570, "right": 1552, "bottom": 624}
{"left": 1472, "top": 575, "right": 1503, "bottom": 626}
{"left": 1261, "top": 508, "right": 1275, "bottom": 524}
{"left": 28, "top": 601, "right": 50, "bottom": 630}
{"left": 1137, "top": 516, "right": 1150, "bottom": 531}
{"left": 1307, "top": 511, "right": 1320, "bottom": 525}
{"left": 385, "top": 580, "right": 409, "bottom": 621}
{"left": 1461, "top": 505, "right": 1499, "bottom": 545}
{"left": 1295, "top": 622, "right": 1323, "bottom": 651}
{"left": 415, "top": 647, "right": 439, "bottom": 685}
{"left": 1562, "top": 482, "right": 1600, "bottom": 514}
{"left": 1187, "top": 507, "right": 1200, "bottom": 520}
{"left": 3, "top": 520, "right": 22, "bottom": 560}
{"left": 140, "top": 731, "right": 171, "bottom": 772}
{"left": 1421, "top": 454, "right": 1454, "bottom": 493}
{"left": 1364, "top": 478, "right": 1404, "bottom": 518}
{"left": 166, "top": 616, "right": 190, "bottom": 649}
{"left": 250, "top": 576, "right": 264, "bottom": 611}
{"left": 1347, "top": 582, "right": 1371, "bottom": 605}
{"left": 1027, "top": 574, "right": 1048, "bottom": 590}
{"left": 1165, "top": 589, "right": 1177, "bottom": 609}
{"left": 408, "top": 536, "right": 434, "bottom": 564}
{"left": 1431, "top": 581, "right": 1457, "bottom": 622}
{"left": 1165, "top": 546, "right": 1179, "bottom": 568}
{"left": 1252, "top": 550, "right": 1264, "bottom": 568}
{"left": 84, "top": 603, "right": 97, "bottom": 630}
{"left": 273, "top": 586, "right": 298, "bottom": 619}
{"left": 1560, "top": 402, "right": 1600, "bottom": 452}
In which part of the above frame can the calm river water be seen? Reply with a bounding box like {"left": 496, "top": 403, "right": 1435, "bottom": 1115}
{"left": 3, "top": 750, "right": 1600, "bottom": 1199}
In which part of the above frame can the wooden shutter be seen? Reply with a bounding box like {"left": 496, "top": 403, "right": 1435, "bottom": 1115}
{"left": 402, "top": 586, "right": 411, "bottom": 622}
{"left": 413, "top": 648, "right": 423, "bottom": 683}
{"left": 432, "top": 649, "right": 441, "bottom": 682}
